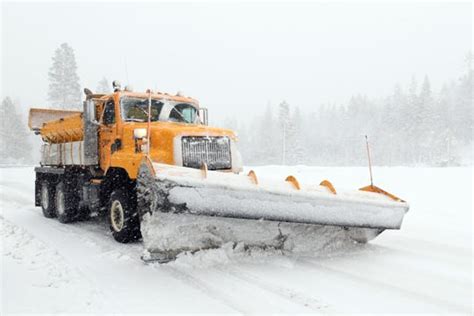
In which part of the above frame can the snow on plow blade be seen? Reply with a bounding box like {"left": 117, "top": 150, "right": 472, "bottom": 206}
{"left": 137, "top": 162, "right": 409, "bottom": 262}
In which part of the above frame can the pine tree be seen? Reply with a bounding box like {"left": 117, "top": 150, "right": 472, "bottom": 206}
{"left": 0, "top": 97, "right": 31, "bottom": 163}
{"left": 250, "top": 104, "right": 277, "bottom": 165}
{"left": 288, "top": 106, "right": 305, "bottom": 165}
{"left": 96, "top": 77, "right": 110, "bottom": 94}
{"left": 405, "top": 76, "right": 419, "bottom": 163}
{"left": 278, "top": 100, "right": 291, "bottom": 165}
{"left": 380, "top": 85, "right": 404, "bottom": 165}
{"left": 418, "top": 75, "right": 435, "bottom": 162}
{"left": 455, "top": 67, "right": 473, "bottom": 144}
{"left": 48, "top": 43, "right": 81, "bottom": 109}
{"left": 437, "top": 85, "right": 456, "bottom": 164}
{"left": 345, "top": 95, "right": 371, "bottom": 165}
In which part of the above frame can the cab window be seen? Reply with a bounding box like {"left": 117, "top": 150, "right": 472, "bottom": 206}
{"left": 121, "top": 97, "right": 163, "bottom": 122}
{"left": 103, "top": 100, "right": 115, "bottom": 125}
{"left": 169, "top": 103, "right": 197, "bottom": 124}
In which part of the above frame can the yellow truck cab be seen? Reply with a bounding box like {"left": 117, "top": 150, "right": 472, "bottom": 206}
{"left": 30, "top": 83, "right": 242, "bottom": 242}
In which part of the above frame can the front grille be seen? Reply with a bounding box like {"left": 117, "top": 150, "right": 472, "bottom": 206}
{"left": 182, "top": 136, "right": 232, "bottom": 170}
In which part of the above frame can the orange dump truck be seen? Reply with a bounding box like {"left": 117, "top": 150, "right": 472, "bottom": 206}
{"left": 29, "top": 82, "right": 409, "bottom": 262}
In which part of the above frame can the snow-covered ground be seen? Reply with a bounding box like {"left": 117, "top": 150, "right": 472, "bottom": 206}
{"left": 1, "top": 166, "right": 472, "bottom": 314}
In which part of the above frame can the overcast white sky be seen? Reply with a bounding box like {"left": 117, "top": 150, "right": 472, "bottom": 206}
{"left": 1, "top": 1, "right": 472, "bottom": 122}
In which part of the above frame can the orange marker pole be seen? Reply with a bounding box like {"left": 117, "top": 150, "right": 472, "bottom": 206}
{"left": 365, "top": 135, "right": 374, "bottom": 187}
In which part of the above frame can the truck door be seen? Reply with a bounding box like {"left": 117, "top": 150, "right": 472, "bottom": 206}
{"left": 99, "top": 98, "right": 117, "bottom": 172}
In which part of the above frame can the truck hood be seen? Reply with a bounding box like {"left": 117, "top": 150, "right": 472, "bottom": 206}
{"left": 152, "top": 121, "right": 236, "bottom": 139}
{"left": 123, "top": 121, "right": 236, "bottom": 140}
{"left": 122, "top": 121, "right": 238, "bottom": 166}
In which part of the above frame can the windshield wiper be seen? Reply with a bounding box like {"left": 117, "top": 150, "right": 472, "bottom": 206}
{"left": 132, "top": 104, "right": 149, "bottom": 116}
{"left": 124, "top": 104, "right": 151, "bottom": 122}
{"left": 170, "top": 108, "right": 189, "bottom": 123}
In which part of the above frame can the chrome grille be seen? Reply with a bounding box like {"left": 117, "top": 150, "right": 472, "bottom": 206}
{"left": 182, "top": 136, "right": 232, "bottom": 170}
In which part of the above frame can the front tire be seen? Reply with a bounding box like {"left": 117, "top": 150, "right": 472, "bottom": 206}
{"left": 55, "top": 182, "right": 77, "bottom": 223}
{"left": 108, "top": 189, "right": 141, "bottom": 243}
{"left": 40, "top": 181, "right": 56, "bottom": 218}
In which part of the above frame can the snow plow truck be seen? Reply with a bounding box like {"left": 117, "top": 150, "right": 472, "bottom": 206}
{"left": 29, "top": 82, "right": 409, "bottom": 262}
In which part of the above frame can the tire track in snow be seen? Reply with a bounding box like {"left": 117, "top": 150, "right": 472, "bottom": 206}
{"left": 3, "top": 205, "right": 238, "bottom": 313}
{"left": 296, "top": 257, "right": 470, "bottom": 313}
{"left": 0, "top": 183, "right": 32, "bottom": 206}
{"left": 160, "top": 266, "right": 247, "bottom": 314}
{"left": 3, "top": 202, "right": 144, "bottom": 262}
{"left": 321, "top": 242, "right": 471, "bottom": 288}
{"left": 214, "top": 265, "right": 329, "bottom": 312}
{"left": 162, "top": 263, "right": 321, "bottom": 314}
{"left": 358, "top": 245, "right": 472, "bottom": 288}
{"left": 380, "top": 236, "right": 471, "bottom": 261}
{"left": 375, "top": 243, "right": 469, "bottom": 268}
{"left": 0, "top": 207, "right": 144, "bottom": 312}
{"left": 1, "top": 216, "right": 104, "bottom": 311}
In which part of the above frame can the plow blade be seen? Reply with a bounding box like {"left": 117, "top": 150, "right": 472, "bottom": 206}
{"left": 137, "top": 163, "right": 409, "bottom": 262}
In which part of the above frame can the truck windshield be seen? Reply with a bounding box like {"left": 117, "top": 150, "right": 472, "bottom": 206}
{"left": 169, "top": 103, "right": 197, "bottom": 124}
{"left": 121, "top": 97, "right": 163, "bottom": 122}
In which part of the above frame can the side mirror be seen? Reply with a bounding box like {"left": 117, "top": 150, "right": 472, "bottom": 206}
{"left": 84, "top": 100, "right": 99, "bottom": 125}
{"left": 199, "top": 108, "right": 208, "bottom": 126}
{"left": 85, "top": 100, "right": 95, "bottom": 122}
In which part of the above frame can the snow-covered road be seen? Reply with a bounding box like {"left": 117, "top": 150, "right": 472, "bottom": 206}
{"left": 1, "top": 166, "right": 472, "bottom": 314}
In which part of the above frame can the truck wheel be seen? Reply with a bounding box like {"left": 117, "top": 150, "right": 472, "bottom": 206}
{"left": 108, "top": 189, "right": 141, "bottom": 243}
{"left": 40, "top": 181, "right": 56, "bottom": 218}
{"left": 55, "top": 182, "right": 76, "bottom": 223}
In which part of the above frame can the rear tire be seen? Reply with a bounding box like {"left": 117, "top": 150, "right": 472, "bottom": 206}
{"left": 55, "top": 182, "right": 77, "bottom": 223}
{"left": 108, "top": 189, "right": 141, "bottom": 243}
{"left": 40, "top": 181, "right": 56, "bottom": 218}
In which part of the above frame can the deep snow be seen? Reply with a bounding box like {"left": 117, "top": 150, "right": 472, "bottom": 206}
{"left": 1, "top": 166, "right": 472, "bottom": 314}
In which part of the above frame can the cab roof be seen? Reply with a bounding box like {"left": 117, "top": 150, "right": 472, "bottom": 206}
{"left": 97, "top": 91, "right": 200, "bottom": 107}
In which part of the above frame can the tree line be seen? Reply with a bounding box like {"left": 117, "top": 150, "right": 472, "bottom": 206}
{"left": 1, "top": 42, "right": 472, "bottom": 166}
{"left": 226, "top": 70, "right": 472, "bottom": 167}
